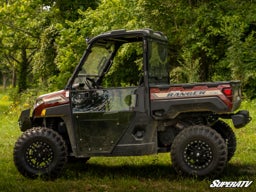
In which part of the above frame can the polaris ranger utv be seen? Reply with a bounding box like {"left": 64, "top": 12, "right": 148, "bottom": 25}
{"left": 14, "top": 29, "right": 251, "bottom": 179}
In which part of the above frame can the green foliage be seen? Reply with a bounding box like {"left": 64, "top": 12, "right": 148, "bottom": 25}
{"left": 33, "top": 26, "right": 59, "bottom": 89}
{"left": 1, "top": 0, "right": 256, "bottom": 98}
{"left": 170, "top": 48, "right": 200, "bottom": 83}
{"left": 0, "top": 0, "right": 49, "bottom": 92}
{"left": 218, "top": 13, "right": 256, "bottom": 98}
{"left": 141, "top": 0, "right": 256, "bottom": 98}
{"left": 42, "top": 0, "right": 99, "bottom": 22}
{"left": 103, "top": 43, "right": 143, "bottom": 87}
{"left": 54, "top": 0, "right": 144, "bottom": 88}
{"left": 0, "top": 0, "right": 99, "bottom": 93}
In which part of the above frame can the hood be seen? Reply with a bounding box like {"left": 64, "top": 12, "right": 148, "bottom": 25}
{"left": 33, "top": 90, "right": 70, "bottom": 117}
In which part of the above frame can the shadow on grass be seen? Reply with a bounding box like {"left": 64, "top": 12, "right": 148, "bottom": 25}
{"left": 222, "top": 163, "right": 256, "bottom": 178}
{"left": 64, "top": 162, "right": 176, "bottom": 180}
{"left": 62, "top": 159, "right": 256, "bottom": 181}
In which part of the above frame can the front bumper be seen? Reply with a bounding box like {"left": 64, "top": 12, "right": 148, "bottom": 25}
{"left": 231, "top": 110, "right": 251, "bottom": 128}
{"left": 18, "top": 109, "right": 32, "bottom": 131}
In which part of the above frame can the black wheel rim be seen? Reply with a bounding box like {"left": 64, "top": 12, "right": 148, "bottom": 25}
{"left": 183, "top": 140, "right": 213, "bottom": 170}
{"left": 25, "top": 140, "right": 54, "bottom": 170}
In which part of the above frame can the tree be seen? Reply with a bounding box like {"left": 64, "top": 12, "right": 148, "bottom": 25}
{"left": 42, "top": 0, "right": 99, "bottom": 22}
{"left": 218, "top": 12, "right": 256, "bottom": 99}
{"left": 33, "top": 26, "right": 59, "bottom": 86}
{"left": 140, "top": 0, "right": 256, "bottom": 99}
{"left": 1, "top": 0, "right": 256, "bottom": 99}
{"left": 53, "top": 0, "right": 145, "bottom": 89}
{"left": 0, "top": 0, "right": 45, "bottom": 92}
{"left": 0, "top": 0, "right": 99, "bottom": 92}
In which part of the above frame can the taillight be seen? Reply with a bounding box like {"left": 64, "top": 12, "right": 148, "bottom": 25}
{"left": 222, "top": 88, "right": 232, "bottom": 100}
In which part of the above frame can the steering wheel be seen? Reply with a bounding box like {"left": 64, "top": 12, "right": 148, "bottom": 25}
{"left": 85, "top": 77, "right": 98, "bottom": 89}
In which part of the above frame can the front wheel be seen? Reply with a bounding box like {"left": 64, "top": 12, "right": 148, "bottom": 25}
{"left": 13, "top": 127, "right": 67, "bottom": 180}
{"left": 171, "top": 125, "right": 227, "bottom": 177}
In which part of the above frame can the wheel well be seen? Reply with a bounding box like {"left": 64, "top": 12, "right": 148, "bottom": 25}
{"left": 33, "top": 117, "right": 72, "bottom": 153}
{"left": 33, "top": 117, "right": 66, "bottom": 133}
{"left": 157, "top": 112, "right": 219, "bottom": 149}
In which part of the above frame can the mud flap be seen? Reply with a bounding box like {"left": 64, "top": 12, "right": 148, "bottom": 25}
{"left": 18, "top": 109, "right": 31, "bottom": 131}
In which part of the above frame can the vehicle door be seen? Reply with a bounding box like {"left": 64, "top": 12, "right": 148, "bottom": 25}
{"left": 71, "top": 87, "right": 138, "bottom": 155}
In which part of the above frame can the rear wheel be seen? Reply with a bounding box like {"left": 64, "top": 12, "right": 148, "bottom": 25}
{"left": 212, "top": 120, "right": 236, "bottom": 161}
{"left": 13, "top": 127, "right": 67, "bottom": 180}
{"left": 171, "top": 125, "right": 227, "bottom": 177}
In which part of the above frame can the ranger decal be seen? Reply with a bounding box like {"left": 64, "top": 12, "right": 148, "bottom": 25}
{"left": 151, "top": 90, "right": 222, "bottom": 99}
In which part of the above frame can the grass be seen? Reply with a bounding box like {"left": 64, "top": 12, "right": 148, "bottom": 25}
{"left": 0, "top": 89, "right": 255, "bottom": 191}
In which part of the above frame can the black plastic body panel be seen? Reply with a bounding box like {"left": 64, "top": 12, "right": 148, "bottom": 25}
{"left": 74, "top": 111, "right": 135, "bottom": 155}
{"left": 231, "top": 110, "right": 251, "bottom": 128}
{"left": 43, "top": 104, "right": 78, "bottom": 155}
{"left": 18, "top": 109, "right": 31, "bottom": 131}
{"left": 151, "top": 97, "right": 229, "bottom": 119}
{"left": 45, "top": 103, "right": 71, "bottom": 117}
{"left": 111, "top": 112, "right": 157, "bottom": 156}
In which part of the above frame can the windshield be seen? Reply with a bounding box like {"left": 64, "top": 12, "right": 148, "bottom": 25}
{"left": 81, "top": 44, "right": 114, "bottom": 76}
{"left": 73, "top": 43, "right": 114, "bottom": 88}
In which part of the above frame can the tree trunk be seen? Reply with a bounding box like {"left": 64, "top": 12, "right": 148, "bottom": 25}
{"left": 2, "top": 73, "right": 8, "bottom": 90}
{"left": 12, "top": 67, "right": 17, "bottom": 88}
{"left": 17, "top": 48, "right": 28, "bottom": 93}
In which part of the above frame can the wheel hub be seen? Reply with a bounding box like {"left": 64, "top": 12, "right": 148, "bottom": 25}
{"left": 25, "top": 140, "right": 54, "bottom": 170}
{"left": 183, "top": 140, "right": 213, "bottom": 170}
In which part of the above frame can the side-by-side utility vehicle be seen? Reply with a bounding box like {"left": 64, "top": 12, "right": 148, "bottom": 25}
{"left": 14, "top": 29, "right": 251, "bottom": 179}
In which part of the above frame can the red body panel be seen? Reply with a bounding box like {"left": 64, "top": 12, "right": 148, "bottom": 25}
{"left": 150, "top": 84, "right": 234, "bottom": 111}
{"left": 33, "top": 90, "right": 69, "bottom": 117}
